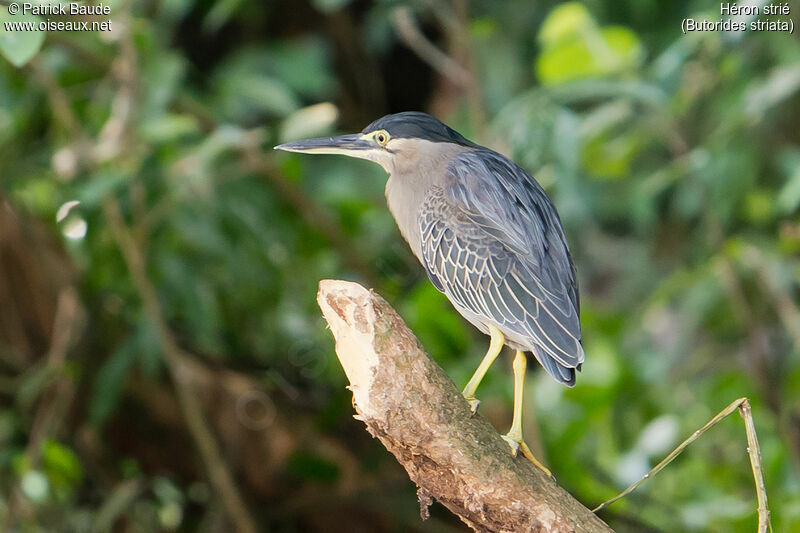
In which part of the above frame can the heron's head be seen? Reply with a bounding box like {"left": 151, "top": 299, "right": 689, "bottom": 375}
{"left": 274, "top": 112, "right": 476, "bottom": 174}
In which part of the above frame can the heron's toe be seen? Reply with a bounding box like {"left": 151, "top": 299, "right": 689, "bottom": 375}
{"left": 463, "top": 395, "right": 480, "bottom": 416}
{"left": 500, "top": 434, "right": 520, "bottom": 456}
{"left": 502, "top": 434, "right": 554, "bottom": 480}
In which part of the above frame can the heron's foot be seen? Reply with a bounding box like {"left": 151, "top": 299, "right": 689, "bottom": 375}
{"left": 501, "top": 433, "right": 554, "bottom": 480}
{"left": 463, "top": 394, "right": 480, "bottom": 416}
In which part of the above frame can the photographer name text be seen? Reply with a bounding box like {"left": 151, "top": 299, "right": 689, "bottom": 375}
{"left": 4, "top": 2, "right": 113, "bottom": 33}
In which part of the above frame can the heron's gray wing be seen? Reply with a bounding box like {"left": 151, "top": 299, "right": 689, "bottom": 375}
{"left": 446, "top": 150, "right": 580, "bottom": 314}
{"left": 419, "top": 150, "right": 583, "bottom": 383}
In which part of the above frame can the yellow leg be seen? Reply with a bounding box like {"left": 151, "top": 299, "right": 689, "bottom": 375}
{"left": 462, "top": 325, "right": 504, "bottom": 414}
{"left": 501, "top": 350, "right": 553, "bottom": 479}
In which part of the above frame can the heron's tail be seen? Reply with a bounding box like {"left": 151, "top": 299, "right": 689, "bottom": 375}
{"left": 530, "top": 345, "right": 580, "bottom": 387}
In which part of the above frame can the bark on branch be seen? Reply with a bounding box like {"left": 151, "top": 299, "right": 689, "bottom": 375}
{"left": 317, "top": 279, "right": 613, "bottom": 533}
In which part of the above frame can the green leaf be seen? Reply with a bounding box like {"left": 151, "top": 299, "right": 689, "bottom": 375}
{"left": 139, "top": 52, "right": 186, "bottom": 120}
{"left": 536, "top": 4, "right": 643, "bottom": 86}
{"left": 0, "top": 11, "right": 44, "bottom": 67}
{"left": 742, "top": 191, "right": 774, "bottom": 224}
{"left": 777, "top": 151, "right": 800, "bottom": 214}
{"left": 745, "top": 63, "right": 800, "bottom": 120}
{"left": 42, "top": 439, "right": 83, "bottom": 490}
{"left": 203, "top": 0, "right": 245, "bottom": 32}
{"left": 140, "top": 113, "right": 201, "bottom": 143}
{"left": 536, "top": 27, "right": 643, "bottom": 85}
{"left": 581, "top": 133, "right": 641, "bottom": 179}
{"left": 216, "top": 71, "right": 299, "bottom": 119}
{"left": 601, "top": 26, "right": 643, "bottom": 70}
{"left": 263, "top": 38, "right": 335, "bottom": 99}
{"left": 75, "top": 170, "right": 132, "bottom": 207}
{"left": 538, "top": 2, "right": 594, "bottom": 46}
{"left": 279, "top": 102, "right": 338, "bottom": 143}
{"left": 88, "top": 340, "right": 136, "bottom": 426}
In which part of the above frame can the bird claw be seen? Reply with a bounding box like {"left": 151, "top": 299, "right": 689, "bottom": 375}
{"left": 501, "top": 434, "right": 520, "bottom": 456}
{"left": 463, "top": 396, "right": 480, "bottom": 416}
{"left": 501, "top": 433, "right": 555, "bottom": 480}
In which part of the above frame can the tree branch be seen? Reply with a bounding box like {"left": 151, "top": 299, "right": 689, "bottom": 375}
{"left": 317, "top": 279, "right": 613, "bottom": 533}
{"left": 391, "top": 7, "right": 471, "bottom": 87}
{"left": 103, "top": 198, "right": 257, "bottom": 533}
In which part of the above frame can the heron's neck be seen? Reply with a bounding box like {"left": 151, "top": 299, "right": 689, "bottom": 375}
{"left": 385, "top": 172, "right": 429, "bottom": 260}
{"left": 384, "top": 141, "right": 468, "bottom": 260}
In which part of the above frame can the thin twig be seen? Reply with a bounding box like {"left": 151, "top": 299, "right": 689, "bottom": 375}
{"left": 715, "top": 257, "right": 776, "bottom": 408}
{"left": 103, "top": 199, "right": 257, "bottom": 533}
{"left": 23, "top": 288, "right": 82, "bottom": 458}
{"left": 4, "top": 288, "right": 83, "bottom": 530}
{"left": 739, "top": 399, "right": 772, "bottom": 533}
{"left": 593, "top": 397, "right": 771, "bottom": 533}
{"left": 413, "top": 0, "right": 487, "bottom": 140}
{"left": 27, "top": 59, "right": 86, "bottom": 139}
{"left": 739, "top": 245, "right": 800, "bottom": 350}
{"left": 27, "top": 6, "right": 257, "bottom": 529}
{"left": 449, "top": 0, "right": 487, "bottom": 138}
{"left": 391, "top": 7, "right": 471, "bottom": 87}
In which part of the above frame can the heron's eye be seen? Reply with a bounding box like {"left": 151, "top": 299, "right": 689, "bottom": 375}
{"left": 374, "top": 131, "right": 389, "bottom": 146}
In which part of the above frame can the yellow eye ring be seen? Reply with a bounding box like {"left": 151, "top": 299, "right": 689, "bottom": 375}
{"left": 374, "top": 131, "right": 389, "bottom": 146}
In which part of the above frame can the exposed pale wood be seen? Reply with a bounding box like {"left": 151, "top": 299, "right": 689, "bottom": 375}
{"left": 317, "top": 279, "right": 613, "bottom": 533}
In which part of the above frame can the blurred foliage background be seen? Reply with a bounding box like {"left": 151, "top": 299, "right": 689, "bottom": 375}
{"left": 0, "top": 0, "right": 799, "bottom": 531}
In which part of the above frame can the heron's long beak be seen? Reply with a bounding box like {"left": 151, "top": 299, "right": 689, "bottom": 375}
{"left": 274, "top": 134, "right": 374, "bottom": 156}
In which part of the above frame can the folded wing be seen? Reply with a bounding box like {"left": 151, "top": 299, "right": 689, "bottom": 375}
{"left": 418, "top": 149, "right": 583, "bottom": 385}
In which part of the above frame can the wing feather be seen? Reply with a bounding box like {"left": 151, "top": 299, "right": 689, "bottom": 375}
{"left": 418, "top": 149, "right": 584, "bottom": 385}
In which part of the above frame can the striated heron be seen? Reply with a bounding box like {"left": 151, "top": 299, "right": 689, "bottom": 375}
{"left": 275, "top": 112, "right": 583, "bottom": 475}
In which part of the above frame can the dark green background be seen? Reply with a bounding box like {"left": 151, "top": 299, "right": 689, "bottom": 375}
{"left": 1, "top": 0, "right": 798, "bottom": 531}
